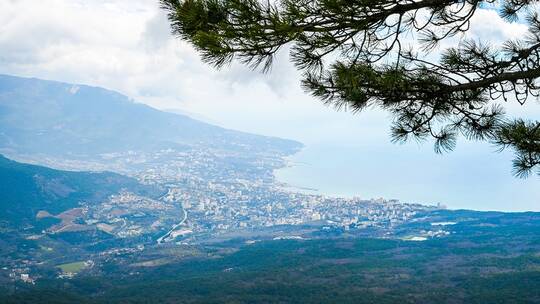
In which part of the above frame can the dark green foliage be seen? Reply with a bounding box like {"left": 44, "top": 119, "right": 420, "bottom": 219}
{"left": 0, "top": 155, "right": 153, "bottom": 227}
{"left": 3, "top": 210, "right": 540, "bottom": 303}
{"left": 4, "top": 232, "right": 540, "bottom": 303}
{"left": 161, "top": 0, "right": 540, "bottom": 176}
{"left": 495, "top": 119, "right": 540, "bottom": 177}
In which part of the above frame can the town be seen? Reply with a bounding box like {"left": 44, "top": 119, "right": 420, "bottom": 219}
{"left": 2, "top": 146, "right": 443, "bottom": 285}
{"left": 36, "top": 146, "right": 442, "bottom": 244}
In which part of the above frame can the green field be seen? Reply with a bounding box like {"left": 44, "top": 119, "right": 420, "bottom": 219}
{"left": 57, "top": 261, "right": 86, "bottom": 273}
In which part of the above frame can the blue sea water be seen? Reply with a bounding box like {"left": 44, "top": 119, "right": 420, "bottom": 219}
{"left": 275, "top": 140, "right": 540, "bottom": 212}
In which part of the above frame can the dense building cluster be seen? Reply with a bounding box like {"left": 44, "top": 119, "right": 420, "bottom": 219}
{"left": 57, "top": 147, "right": 439, "bottom": 244}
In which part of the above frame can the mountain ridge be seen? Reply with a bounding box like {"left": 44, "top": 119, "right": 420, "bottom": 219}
{"left": 0, "top": 154, "right": 157, "bottom": 227}
{"left": 0, "top": 74, "right": 302, "bottom": 158}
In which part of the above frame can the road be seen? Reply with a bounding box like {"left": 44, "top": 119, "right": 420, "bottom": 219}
{"left": 157, "top": 208, "right": 188, "bottom": 244}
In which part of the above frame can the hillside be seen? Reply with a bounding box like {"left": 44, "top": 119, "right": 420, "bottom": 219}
{"left": 0, "top": 155, "right": 156, "bottom": 227}
{"left": 0, "top": 74, "right": 302, "bottom": 157}
{"left": 4, "top": 211, "right": 540, "bottom": 304}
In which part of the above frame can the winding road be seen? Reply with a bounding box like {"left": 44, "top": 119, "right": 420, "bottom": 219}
{"left": 157, "top": 208, "right": 188, "bottom": 244}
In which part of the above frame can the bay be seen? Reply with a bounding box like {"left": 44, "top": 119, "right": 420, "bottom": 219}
{"left": 275, "top": 140, "right": 540, "bottom": 212}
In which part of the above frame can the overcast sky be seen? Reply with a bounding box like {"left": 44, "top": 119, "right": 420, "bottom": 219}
{"left": 1, "top": 0, "right": 539, "bottom": 210}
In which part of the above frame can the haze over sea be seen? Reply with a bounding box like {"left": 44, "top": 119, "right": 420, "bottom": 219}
{"left": 270, "top": 105, "right": 540, "bottom": 213}
{"left": 275, "top": 140, "right": 540, "bottom": 212}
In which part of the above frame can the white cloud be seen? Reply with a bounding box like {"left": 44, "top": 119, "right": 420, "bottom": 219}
{"left": 469, "top": 8, "right": 528, "bottom": 41}
{"left": 0, "top": 0, "right": 326, "bottom": 139}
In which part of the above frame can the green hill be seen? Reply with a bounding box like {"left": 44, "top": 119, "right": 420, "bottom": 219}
{"left": 0, "top": 155, "right": 156, "bottom": 227}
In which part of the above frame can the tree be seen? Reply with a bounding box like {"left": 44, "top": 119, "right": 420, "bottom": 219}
{"left": 161, "top": 0, "right": 540, "bottom": 177}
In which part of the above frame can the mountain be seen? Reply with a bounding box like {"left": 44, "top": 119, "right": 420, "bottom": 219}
{"left": 0, "top": 154, "right": 156, "bottom": 227}
{"left": 0, "top": 74, "right": 302, "bottom": 157}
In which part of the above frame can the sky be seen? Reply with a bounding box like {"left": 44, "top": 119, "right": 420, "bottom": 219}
{"left": 0, "top": 0, "right": 539, "bottom": 211}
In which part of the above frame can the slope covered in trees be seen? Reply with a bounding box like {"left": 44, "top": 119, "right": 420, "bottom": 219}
{"left": 4, "top": 211, "right": 540, "bottom": 303}
{"left": 0, "top": 155, "right": 155, "bottom": 226}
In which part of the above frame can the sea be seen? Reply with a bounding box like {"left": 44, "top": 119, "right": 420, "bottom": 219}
{"left": 275, "top": 140, "right": 540, "bottom": 212}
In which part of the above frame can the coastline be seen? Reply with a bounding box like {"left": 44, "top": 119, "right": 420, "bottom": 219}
{"left": 274, "top": 145, "right": 321, "bottom": 194}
